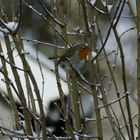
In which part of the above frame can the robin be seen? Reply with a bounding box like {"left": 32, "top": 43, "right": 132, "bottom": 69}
{"left": 49, "top": 44, "right": 91, "bottom": 70}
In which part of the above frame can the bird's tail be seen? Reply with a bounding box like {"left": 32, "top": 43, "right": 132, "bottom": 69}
{"left": 48, "top": 56, "right": 60, "bottom": 59}
{"left": 48, "top": 56, "right": 61, "bottom": 66}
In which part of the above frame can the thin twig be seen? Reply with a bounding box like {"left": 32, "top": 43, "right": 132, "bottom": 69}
{"left": 91, "top": 1, "right": 123, "bottom": 63}
{"left": 37, "top": 0, "right": 64, "bottom": 27}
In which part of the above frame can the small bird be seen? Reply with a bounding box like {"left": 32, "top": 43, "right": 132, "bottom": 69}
{"left": 49, "top": 44, "right": 91, "bottom": 70}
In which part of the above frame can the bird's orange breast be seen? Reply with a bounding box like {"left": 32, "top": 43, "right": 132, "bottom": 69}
{"left": 79, "top": 47, "right": 91, "bottom": 60}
